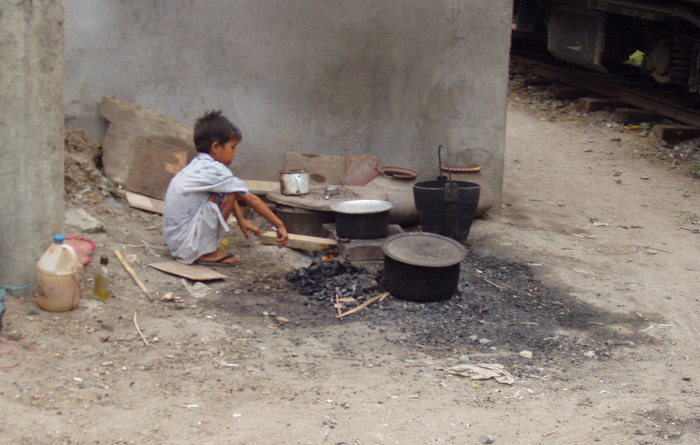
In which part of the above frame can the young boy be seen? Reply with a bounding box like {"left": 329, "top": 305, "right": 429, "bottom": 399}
{"left": 162, "top": 110, "right": 288, "bottom": 265}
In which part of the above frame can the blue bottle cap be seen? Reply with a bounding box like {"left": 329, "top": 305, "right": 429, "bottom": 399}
{"left": 53, "top": 234, "right": 64, "bottom": 244}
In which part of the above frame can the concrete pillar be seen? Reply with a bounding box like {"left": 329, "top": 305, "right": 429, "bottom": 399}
{"left": 0, "top": 1, "right": 65, "bottom": 290}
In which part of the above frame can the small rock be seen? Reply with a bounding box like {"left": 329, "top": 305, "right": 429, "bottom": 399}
{"left": 65, "top": 208, "right": 105, "bottom": 233}
{"left": 469, "top": 335, "right": 479, "bottom": 342}
{"left": 519, "top": 350, "right": 533, "bottom": 359}
{"left": 478, "top": 338, "right": 491, "bottom": 345}
{"left": 180, "top": 280, "right": 212, "bottom": 299}
{"left": 480, "top": 434, "right": 495, "bottom": 444}
{"left": 681, "top": 190, "right": 691, "bottom": 197}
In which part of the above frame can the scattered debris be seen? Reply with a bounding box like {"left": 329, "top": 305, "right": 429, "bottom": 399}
{"left": 180, "top": 280, "right": 213, "bottom": 299}
{"left": 639, "top": 323, "right": 675, "bottom": 332}
{"left": 115, "top": 250, "right": 152, "bottom": 300}
{"left": 160, "top": 292, "right": 182, "bottom": 302}
{"left": 336, "top": 292, "right": 389, "bottom": 319}
{"left": 64, "top": 129, "right": 104, "bottom": 198}
{"left": 441, "top": 363, "right": 515, "bottom": 385}
{"left": 0, "top": 285, "right": 27, "bottom": 331}
{"left": 322, "top": 415, "right": 338, "bottom": 441}
{"left": 133, "top": 311, "right": 149, "bottom": 346}
{"left": 480, "top": 434, "right": 495, "bottom": 444}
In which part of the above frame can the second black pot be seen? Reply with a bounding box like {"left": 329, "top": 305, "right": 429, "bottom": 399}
{"left": 381, "top": 232, "right": 467, "bottom": 302}
{"left": 330, "top": 199, "right": 393, "bottom": 239}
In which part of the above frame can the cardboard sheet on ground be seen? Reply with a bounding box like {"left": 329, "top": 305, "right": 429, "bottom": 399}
{"left": 126, "top": 191, "right": 165, "bottom": 214}
{"left": 149, "top": 261, "right": 227, "bottom": 281}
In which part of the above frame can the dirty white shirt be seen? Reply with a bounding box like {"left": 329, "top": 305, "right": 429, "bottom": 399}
{"left": 162, "top": 153, "right": 248, "bottom": 264}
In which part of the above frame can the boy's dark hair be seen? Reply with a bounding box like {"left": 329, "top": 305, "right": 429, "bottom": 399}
{"left": 193, "top": 110, "right": 242, "bottom": 153}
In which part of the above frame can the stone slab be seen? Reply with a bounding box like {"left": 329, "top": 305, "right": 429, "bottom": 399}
{"left": 612, "top": 108, "right": 663, "bottom": 124}
{"left": 576, "top": 97, "right": 626, "bottom": 113}
{"left": 100, "top": 95, "right": 195, "bottom": 185}
{"left": 653, "top": 125, "right": 700, "bottom": 144}
{"left": 336, "top": 225, "right": 404, "bottom": 262}
{"left": 65, "top": 208, "right": 105, "bottom": 234}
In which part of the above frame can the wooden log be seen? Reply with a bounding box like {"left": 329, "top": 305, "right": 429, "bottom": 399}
{"left": 336, "top": 292, "right": 389, "bottom": 319}
{"left": 114, "top": 250, "right": 153, "bottom": 301}
{"left": 260, "top": 231, "right": 338, "bottom": 251}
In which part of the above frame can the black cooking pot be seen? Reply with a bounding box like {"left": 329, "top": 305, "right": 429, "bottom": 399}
{"left": 331, "top": 199, "right": 393, "bottom": 239}
{"left": 382, "top": 232, "right": 466, "bottom": 302}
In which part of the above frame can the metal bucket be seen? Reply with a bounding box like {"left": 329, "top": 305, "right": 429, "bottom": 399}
{"left": 279, "top": 169, "right": 309, "bottom": 195}
{"left": 413, "top": 180, "right": 480, "bottom": 242}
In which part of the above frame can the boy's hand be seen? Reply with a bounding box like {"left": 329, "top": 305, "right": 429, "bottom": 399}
{"left": 276, "top": 226, "right": 289, "bottom": 248}
{"left": 238, "top": 219, "right": 261, "bottom": 238}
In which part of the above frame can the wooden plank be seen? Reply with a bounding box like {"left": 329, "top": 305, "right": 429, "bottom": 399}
{"left": 125, "top": 136, "right": 192, "bottom": 200}
{"left": 126, "top": 192, "right": 164, "bottom": 214}
{"left": 576, "top": 97, "right": 625, "bottom": 113}
{"left": 149, "top": 261, "right": 227, "bottom": 281}
{"left": 260, "top": 231, "right": 338, "bottom": 251}
{"left": 284, "top": 152, "right": 348, "bottom": 185}
{"left": 242, "top": 179, "right": 279, "bottom": 196}
{"left": 100, "top": 94, "right": 196, "bottom": 185}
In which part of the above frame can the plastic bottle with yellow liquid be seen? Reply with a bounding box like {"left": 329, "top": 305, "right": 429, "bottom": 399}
{"left": 36, "top": 234, "right": 82, "bottom": 312}
{"left": 92, "top": 256, "right": 110, "bottom": 301}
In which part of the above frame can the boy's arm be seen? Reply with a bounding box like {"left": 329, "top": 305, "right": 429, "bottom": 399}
{"left": 238, "top": 192, "right": 289, "bottom": 248}
{"left": 230, "top": 196, "right": 261, "bottom": 238}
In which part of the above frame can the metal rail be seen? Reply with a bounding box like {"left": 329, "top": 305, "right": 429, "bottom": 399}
{"left": 511, "top": 55, "right": 700, "bottom": 126}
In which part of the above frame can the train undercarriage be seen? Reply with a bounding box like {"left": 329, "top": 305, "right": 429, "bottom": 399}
{"left": 512, "top": 0, "right": 700, "bottom": 98}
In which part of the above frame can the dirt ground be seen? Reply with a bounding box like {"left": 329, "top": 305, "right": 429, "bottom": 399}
{"left": 1, "top": 87, "right": 699, "bottom": 444}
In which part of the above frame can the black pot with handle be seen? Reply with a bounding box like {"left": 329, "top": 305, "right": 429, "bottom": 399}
{"left": 381, "top": 232, "right": 466, "bottom": 302}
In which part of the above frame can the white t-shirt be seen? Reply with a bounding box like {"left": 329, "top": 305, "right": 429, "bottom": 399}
{"left": 162, "top": 153, "right": 248, "bottom": 264}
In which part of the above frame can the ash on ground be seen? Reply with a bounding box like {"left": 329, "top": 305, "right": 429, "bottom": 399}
{"left": 285, "top": 260, "right": 382, "bottom": 303}
{"left": 278, "top": 250, "right": 652, "bottom": 367}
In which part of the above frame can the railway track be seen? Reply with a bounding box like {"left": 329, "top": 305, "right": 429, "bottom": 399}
{"left": 510, "top": 54, "right": 700, "bottom": 128}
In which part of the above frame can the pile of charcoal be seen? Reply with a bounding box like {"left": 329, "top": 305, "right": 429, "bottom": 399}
{"left": 285, "top": 260, "right": 382, "bottom": 303}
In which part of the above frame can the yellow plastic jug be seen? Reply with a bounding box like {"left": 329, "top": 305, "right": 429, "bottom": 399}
{"left": 36, "top": 234, "right": 82, "bottom": 312}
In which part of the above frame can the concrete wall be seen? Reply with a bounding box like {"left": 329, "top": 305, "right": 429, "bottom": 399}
{"left": 0, "top": 1, "right": 65, "bottom": 290}
{"left": 65, "top": 0, "right": 512, "bottom": 205}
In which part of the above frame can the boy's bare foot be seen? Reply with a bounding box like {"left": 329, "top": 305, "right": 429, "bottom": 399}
{"left": 196, "top": 250, "right": 240, "bottom": 265}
